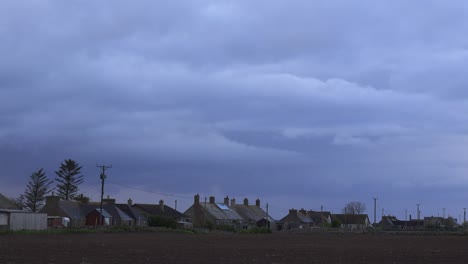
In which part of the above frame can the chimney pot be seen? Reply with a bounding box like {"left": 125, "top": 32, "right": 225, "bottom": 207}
{"left": 209, "top": 196, "right": 215, "bottom": 204}
{"left": 224, "top": 196, "right": 229, "bottom": 205}
{"left": 128, "top": 198, "right": 133, "bottom": 206}
{"left": 159, "top": 200, "right": 164, "bottom": 212}
{"left": 230, "top": 198, "right": 236, "bottom": 207}
{"left": 244, "top": 198, "right": 249, "bottom": 206}
{"left": 256, "top": 199, "right": 260, "bottom": 207}
{"left": 194, "top": 194, "right": 200, "bottom": 204}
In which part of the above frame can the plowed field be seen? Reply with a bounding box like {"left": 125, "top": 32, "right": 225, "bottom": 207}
{"left": 1, "top": 232, "right": 467, "bottom": 263}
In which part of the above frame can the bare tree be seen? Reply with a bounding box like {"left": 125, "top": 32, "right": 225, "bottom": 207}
{"left": 343, "top": 201, "right": 366, "bottom": 214}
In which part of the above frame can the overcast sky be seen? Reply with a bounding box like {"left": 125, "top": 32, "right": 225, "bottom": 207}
{"left": 1, "top": 0, "right": 468, "bottom": 220}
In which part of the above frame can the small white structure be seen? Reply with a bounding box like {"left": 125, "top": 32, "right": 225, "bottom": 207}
{"left": 0, "top": 210, "right": 47, "bottom": 231}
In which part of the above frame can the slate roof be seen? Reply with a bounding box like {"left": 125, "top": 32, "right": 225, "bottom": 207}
{"left": 133, "top": 204, "right": 183, "bottom": 219}
{"left": 197, "top": 203, "right": 243, "bottom": 221}
{"left": 109, "top": 205, "right": 133, "bottom": 221}
{"left": 297, "top": 212, "right": 314, "bottom": 223}
{"left": 332, "top": 214, "right": 370, "bottom": 225}
{"left": 57, "top": 199, "right": 83, "bottom": 221}
{"left": 87, "top": 208, "right": 112, "bottom": 218}
{"left": 115, "top": 204, "right": 146, "bottom": 221}
{"left": 233, "top": 205, "right": 274, "bottom": 222}
{"left": 307, "top": 211, "right": 331, "bottom": 225}
{"left": 0, "top": 193, "right": 19, "bottom": 210}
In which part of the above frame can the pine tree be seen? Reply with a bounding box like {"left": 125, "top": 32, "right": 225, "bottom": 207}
{"left": 23, "top": 168, "right": 53, "bottom": 212}
{"left": 55, "top": 159, "right": 84, "bottom": 200}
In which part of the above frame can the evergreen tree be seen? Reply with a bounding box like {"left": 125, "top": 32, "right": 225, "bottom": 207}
{"left": 55, "top": 159, "right": 84, "bottom": 200}
{"left": 23, "top": 168, "right": 53, "bottom": 212}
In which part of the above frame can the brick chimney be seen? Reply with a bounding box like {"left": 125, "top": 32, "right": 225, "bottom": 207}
{"left": 194, "top": 194, "right": 200, "bottom": 204}
{"left": 256, "top": 199, "right": 260, "bottom": 207}
{"left": 289, "top": 208, "right": 298, "bottom": 215}
{"left": 209, "top": 196, "right": 215, "bottom": 204}
{"left": 243, "top": 198, "right": 249, "bottom": 206}
{"left": 159, "top": 200, "right": 165, "bottom": 212}
{"left": 224, "top": 196, "right": 229, "bottom": 205}
{"left": 127, "top": 198, "right": 133, "bottom": 206}
{"left": 230, "top": 198, "right": 236, "bottom": 207}
{"left": 299, "top": 208, "right": 306, "bottom": 215}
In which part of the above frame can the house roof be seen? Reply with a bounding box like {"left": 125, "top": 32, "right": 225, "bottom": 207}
{"left": 307, "top": 211, "right": 331, "bottom": 224}
{"left": 0, "top": 193, "right": 19, "bottom": 210}
{"left": 133, "top": 204, "right": 183, "bottom": 219}
{"left": 332, "top": 214, "right": 370, "bottom": 225}
{"left": 197, "top": 202, "right": 243, "bottom": 221}
{"left": 233, "top": 205, "right": 275, "bottom": 222}
{"left": 279, "top": 210, "right": 314, "bottom": 225}
{"left": 87, "top": 208, "right": 112, "bottom": 218}
{"left": 115, "top": 204, "right": 147, "bottom": 221}
{"left": 108, "top": 205, "right": 133, "bottom": 221}
{"left": 0, "top": 209, "right": 26, "bottom": 213}
{"left": 57, "top": 199, "right": 83, "bottom": 221}
{"left": 81, "top": 204, "right": 133, "bottom": 221}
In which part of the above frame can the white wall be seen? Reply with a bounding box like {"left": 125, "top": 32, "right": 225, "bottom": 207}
{"left": 9, "top": 212, "right": 47, "bottom": 231}
{"left": 0, "top": 213, "right": 8, "bottom": 226}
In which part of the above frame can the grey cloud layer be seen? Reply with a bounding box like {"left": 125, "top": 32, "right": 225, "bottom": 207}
{"left": 1, "top": 0, "right": 468, "bottom": 217}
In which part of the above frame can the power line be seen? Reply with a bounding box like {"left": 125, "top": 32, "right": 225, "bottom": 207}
{"left": 107, "top": 180, "right": 193, "bottom": 200}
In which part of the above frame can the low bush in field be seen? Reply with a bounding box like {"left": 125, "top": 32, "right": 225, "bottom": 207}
{"left": 239, "top": 227, "right": 272, "bottom": 234}
{"left": 147, "top": 216, "right": 177, "bottom": 229}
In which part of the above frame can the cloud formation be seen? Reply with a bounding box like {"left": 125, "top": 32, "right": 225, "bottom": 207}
{"left": 1, "top": 0, "right": 468, "bottom": 218}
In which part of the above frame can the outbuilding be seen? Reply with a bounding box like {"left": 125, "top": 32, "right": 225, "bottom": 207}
{"left": 0, "top": 209, "right": 47, "bottom": 231}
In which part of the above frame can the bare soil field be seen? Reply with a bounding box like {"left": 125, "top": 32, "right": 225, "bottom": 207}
{"left": 1, "top": 232, "right": 468, "bottom": 263}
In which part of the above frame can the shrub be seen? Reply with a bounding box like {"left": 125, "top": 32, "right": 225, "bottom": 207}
{"left": 147, "top": 216, "right": 177, "bottom": 229}
{"left": 240, "top": 227, "right": 272, "bottom": 234}
{"left": 331, "top": 219, "right": 341, "bottom": 228}
{"left": 216, "top": 224, "right": 236, "bottom": 232}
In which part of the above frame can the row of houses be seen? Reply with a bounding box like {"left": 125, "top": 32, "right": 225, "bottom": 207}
{"left": 379, "top": 215, "right": 460, "bottom": 230}
{"left": 40, "top": 195, "right": 184, "bottom": 228}
{"left": 280, "top": 208, "right": 372, "bottom": 230}
{"left": 7, "top": 192, "right": 451, "bottom": 232}
{"left": 36, "top": 194, "right": 374, "bottom": 231}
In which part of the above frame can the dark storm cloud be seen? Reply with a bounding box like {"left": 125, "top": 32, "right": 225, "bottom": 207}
{"left": 1, "top": 0, "right": 468, "bottom": 218}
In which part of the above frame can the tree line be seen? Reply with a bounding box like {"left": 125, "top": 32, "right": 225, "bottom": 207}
{"left": 17, "top": 159, "right": 84, "bottom": 212}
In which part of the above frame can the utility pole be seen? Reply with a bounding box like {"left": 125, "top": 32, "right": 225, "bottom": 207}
{"left": 344, "top": 207, "right": 347, "bottom": 229}
{"left": 266, "top": 203, "right": 270, "bottom": 228}
{"left": 321, "top": 205, "right": 324, "bottom": 228}
{"left": 443, "top": 208, "right": 446, "bottom": 219}
{"left": 175, "top": 200, "right": 177, "bottom": 211}
{"left": 463, "top": 208, "right": 466, "bottom": 223}
{"left": 381, "top": 208, "right": 384, "bottom": 218}
{"left": 373, "top": 197, "right": 378, "bottom": 225}
{"left": 97, "top": 164, "right": 112, "bottom": 226}
{"left": 204, "top": 196, "right": 207, "bottom": 226}
{"left": 416, "top": 204, "right": 421, "bottom": 220}
{"left": 405, "top": 209, "right": 407, "bottom": 221}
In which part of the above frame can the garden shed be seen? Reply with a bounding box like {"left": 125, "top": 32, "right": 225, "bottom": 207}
{"left": 0, "top": 209, "right": 47, "bottom": 231}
